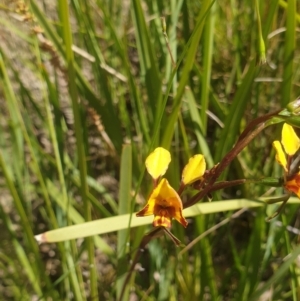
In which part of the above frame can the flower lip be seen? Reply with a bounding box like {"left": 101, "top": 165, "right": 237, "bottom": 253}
{"left": 136, "top": 178, "right": 188, "bottom": 228}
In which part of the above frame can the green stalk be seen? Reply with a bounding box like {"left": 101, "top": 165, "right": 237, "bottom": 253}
{"left": 0, "top": 176, "right": 44, "bottom": 298}
{"left": 281, "top": 0, "right": 296, "bottom": 106}
{"left": 161, "top": 0, "right": 215, "bottom": 149}
{"left": 35, "top": 42, "right": 86, "bottom": 297}
{"left": 0, "top": 151, "right": 56, "bottom": 299}
{"left": 281, "top": 214, "right": 298, "bottom": 301}
{"left": 196, "top": 216, "right": 218, "bottom": 300}
{"left": 254, "top": 0, "right": 266, "bottom": 64}
{"left": 58, "top": 0, "right": 97, "bottom": 299}
{"left": 201, "top": 1, "right": 216, "bottom": 133}
{"left": 116, "top": 145, "right": 132, "bottom": 299}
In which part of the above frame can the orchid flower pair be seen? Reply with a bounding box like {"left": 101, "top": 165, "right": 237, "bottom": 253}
{"left": 136, "top": 147, "right": 206, "bottom": 228}
{"left": 136, "top": 123, "right": 300, "bottom": 229}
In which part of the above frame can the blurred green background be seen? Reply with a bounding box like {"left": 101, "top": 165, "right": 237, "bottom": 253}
{"left": 0, "top": 0, "right": 300, "bottom": 300}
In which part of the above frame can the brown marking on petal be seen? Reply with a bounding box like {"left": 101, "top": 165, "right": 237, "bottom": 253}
{"left": 152, "top": 202, "right": 188, "bottom": 228}
{"left": 153, "top": 210, "right": 172, "bottom": 228}
{"left": 285, "top": 183, "right": 300, "bottom": 198}
{"left": 136, "top": 204, "right": 150, "bottom": 216}
{"left": 294, "top": 174, "right": 300, "bottom": 185}
{"left": 178, "top": 216, "right": 188, "bottom": 228}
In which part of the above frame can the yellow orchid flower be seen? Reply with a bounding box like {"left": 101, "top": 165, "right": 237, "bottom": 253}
{"left": 272, "top": 123, "right": 300, "bottom": 197}
{"left": 137, "top": 147, "right": 206, "bottom": 228}
{"left": 136, "top": 178, "right": 188, "bottom": 228}
{"left": 273, "top": 123, "right": 300, "bottom": 171}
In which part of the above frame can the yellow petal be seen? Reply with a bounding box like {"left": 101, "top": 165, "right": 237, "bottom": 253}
{"left": 272, "top": 140, "right": 287, "bottom": 172}
{"left": 285, "top": 173, "right": 300, "bottom": 198}
{"left": 282, "top": 123, "right": 300, "bottom": 156}
{"left": 139, "top": 178, "right": 188, "bottom": 228}
{"left": 181, "top": 154, "right": 206, "bottom": 185}
{"left": 145, "top": 147, "right": 171, "bottom": 180}
{"left": 136, "top": 198, "right": 156, "bottom": 217}
{"left": 150, "top": 178, "right": 181, "bottom": 205}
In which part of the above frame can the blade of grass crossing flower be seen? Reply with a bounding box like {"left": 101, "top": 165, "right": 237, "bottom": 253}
{"left": 281, "top": 0, "right": 296, "bottom": 106}
{"left": 58, "top": 0, "right": 97, "bottom": 298}
{"left": 117, "top": 145, "right": 132, "bottom": 300}
{"left": 34, "top": 198, "right": 300, "bottom": 243}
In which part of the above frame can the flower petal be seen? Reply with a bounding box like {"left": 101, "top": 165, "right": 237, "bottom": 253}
{"left": 272, "top": 140, "right": 288, "bottom": 172}
{"left": 282, "top": 123, "right": 300, "bottom": 156}
{"left": 153, "top": 179, "right": 188, "bottom": 227}
{"left": 145, "top": 147, "right": 171, "bottom": 180}
{"left": 137, "top": 178, "right": 188, "bottom": 228}
{"left": 285, "top": 173, "right": 300, "bottom": 198}
{"left": 136, "top": 197, "right": 156, "bottom": 217}
{"left": 181, "top": 154, "right": 206, "bottom": 185}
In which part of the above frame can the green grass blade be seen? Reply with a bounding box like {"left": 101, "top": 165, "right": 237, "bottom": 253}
{"left": 200, "top": 2, "right": 216, "bottom": 133}
{"left": 117, "top": 145, "right": 132, "bottom": 300}
{"left": 214, "top": 60, "right": 258, "bottom": 164}
{"left": 249, "top": 244, "right": 300, "bottom": 301}
{"left": 0, "top": 204, "right": 44, "bottom": 298}
{"left": 161, "top": 0, "right": 215, "bottom": 149}
{"left": 35, "top": 197, "right": 300, "bottom": 243}
{"left": 185, "top": 88, "right": 214, "bottom": 167}
{"left": 131, "top": 0, "right": 161, "bottom": 116}
{"left": 281, "top": 0, "right": 296, "bottom": 106}
{"left": 58, "top": 0, "right": 97, "bottom": 298}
